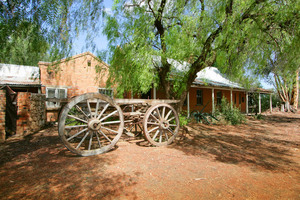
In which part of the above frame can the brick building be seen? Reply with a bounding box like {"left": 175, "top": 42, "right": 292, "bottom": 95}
{"left": 0, "top": 63, "right": 46, "bottom": 141}
{"left": 39, "top": 52, "right": 111, "bottom": 121}
{"left": 39, "top": 52, "right": 272, "bottom": 122}
{"left": 136, "top": 66, "right": 272, "bottom": 115}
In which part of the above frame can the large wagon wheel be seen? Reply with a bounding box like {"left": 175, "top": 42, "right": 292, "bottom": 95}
{"left": 143, "top": 103, "right": 179, "bottom": 146}
{"left": 58, "top": 93, "right": 124, "bottom": 156}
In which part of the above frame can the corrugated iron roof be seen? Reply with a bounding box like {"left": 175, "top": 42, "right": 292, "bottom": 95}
{"left": 195, "top": 67, "right": 243, "bottom": 89}
{"left": 0, "top": 63, "right": 40, "bottom": 87}
{"left": 152, "top": 56, "right": 243, "bottom": 89}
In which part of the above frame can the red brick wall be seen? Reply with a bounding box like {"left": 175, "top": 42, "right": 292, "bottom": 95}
{"left": 16, "top": 92, "right": 31, "bottom": 135}
{"left": 39, "top": 52, "right": 110, "bottom": 122}
{"left": 0, "top": 90, "right": 6, "bottom": 142}
{"left": 39, "top": 52, "right": 110, "bottom": 98}
{"left": 153, "top": 86, "right": 247, "bottom": 113}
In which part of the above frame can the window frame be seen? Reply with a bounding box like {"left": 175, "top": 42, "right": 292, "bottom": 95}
{"left": 98, "top": 88, "right": 113, "bottom": 97}
{"left": 216, "top": 91, "right": 222, "bottom": 105}
{"left": 196, "top": 89, "right": 203, "bottom": 105}
{"left": 46, "top": 87, "right": 67, "bottom": 108}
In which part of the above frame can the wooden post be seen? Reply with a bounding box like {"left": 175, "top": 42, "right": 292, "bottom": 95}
{"left": 131, "top": 90, "right": 134, "bottom": 112}
{"left": 259, "top": 93, "right": 261, "bottom": 114}
{"left": 187, "top": 91, "right": 190, "bottom": 117}
{"left": 230, "top": 89, "right": 233, "bottom": 109}
{"left": 153, "top": 86, "right": 156, "bottom": 99}
{"left": 212, "top": 88, "right": 215, "bottom": 113}
{"left": 270, "top": 93, "right": 272, "bottom": 113}
{"left": 246, "top": 92, "right": 249, "bottom": 114}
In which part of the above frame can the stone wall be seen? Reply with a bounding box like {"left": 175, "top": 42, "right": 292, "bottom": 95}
{"left": 29, "top": 93, "right": 46, "bottom": 132}
{"left": 0, "top": 89, "right": 6, "bottom": 142}
{"left": 16, "top": 92, "right": 46, "bottom": 136}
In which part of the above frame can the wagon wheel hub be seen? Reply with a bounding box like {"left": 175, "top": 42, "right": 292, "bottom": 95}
{"left": 88, "top": 119, "right": 102, "bottom": 131}
{"left": 160, "top": 120, "right": 169, "bottom": 129}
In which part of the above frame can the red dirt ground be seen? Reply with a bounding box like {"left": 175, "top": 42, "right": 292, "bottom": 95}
{"left": 0, "top": 112, "right": 299, "bottom": 199}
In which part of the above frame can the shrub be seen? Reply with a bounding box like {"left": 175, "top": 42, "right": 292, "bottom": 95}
{"left": 179, "top": 113, "right": 189, "bottom": 127}
{"left": 215, "top": 97, "right": 246, "bottom": 125}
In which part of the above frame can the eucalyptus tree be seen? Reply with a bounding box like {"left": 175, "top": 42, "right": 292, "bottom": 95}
{"left": 0, "top": 0, "right": 103, "bottom": 65}
{"left": 103, "top": 0, "right": 298, "bottom": 110}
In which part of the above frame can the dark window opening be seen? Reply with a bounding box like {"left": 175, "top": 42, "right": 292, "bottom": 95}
{"left": 234, "top": 93, "right": 236, "bottom": 104}
{"left": 99, "top": 88, "right": 113, "bottom": 97}
{"left": 87, "top": 60, "right": 91, "bottom": 67}
{"left": 217, "top": 91, "right": 222, "bottom": 105}
{"left": 196, "top": 89, "right": 203, "bottom": 105}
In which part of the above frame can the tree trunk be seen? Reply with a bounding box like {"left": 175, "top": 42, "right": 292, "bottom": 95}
{"left": 285, "top": 101, "right": 290, "bottom": 112}
{"left": 290, "top": 68, "right": 299, "bottom": 110}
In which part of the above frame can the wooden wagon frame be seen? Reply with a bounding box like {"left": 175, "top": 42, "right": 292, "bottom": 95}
{"left": 57, "top": 93, "right": 180, "bottom": 156}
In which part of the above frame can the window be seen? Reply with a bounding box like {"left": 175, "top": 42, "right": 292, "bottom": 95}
{"left": 239, "top": 93, "right": 242, "bottom": 104}
{"left": 217, "top": 91, "right": 222, "bottom": 105}
{"left": 46, "top": 87, "right": 67, "bottom": 108}
{"left": 196, "top": 89, "right": 203, "bottom": 105}
{"left": 98, "top": 88, "right": 113, "bottom": 97}
{"left": 183, "top": 98, "right": 187, "bottom": 106}
{"left": 234, "top": 93, "right": 236, "bottom": 104}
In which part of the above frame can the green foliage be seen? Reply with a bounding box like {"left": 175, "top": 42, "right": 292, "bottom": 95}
{"left": 253, "top": 114, "right": 264, "bottom": 120}
{"left": 103, "top": 0, "right": 296, "bottom": 99}
{"left": 0, "top": 0, "right": 104, "bottom": 64}
{"left": 0, "top": 21, "right": 48, "bottom": 66}
{"left": 215, "top": 97, "right": 246, "bottom": 125}
{"left": 179, "top": 113, "right": 189, "bottom": 127}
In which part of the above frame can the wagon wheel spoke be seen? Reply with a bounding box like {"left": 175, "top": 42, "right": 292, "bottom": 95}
{"left": 156, "top": 108, "right": 162, "bottom": 120}
{"left": 86, "top": 99, "right": 92, "bottom": 117}
{"left": 147, "top": 122, "right": 160, "bottom": 126}
{"left": 165, "top": 110, "right": 172, "bottom": 121}
{"left": 76, "top": 131, "right": 90, "bottom": 149}
{"left": 150, "top": 113, "right": 160, "bottom": 123}
{"left": 159, "top": 130, "right": 163, "bottom": 143}
{"left": 75, "top": 105, "right": 89, "bottom": 119}
{"left": 67, "top": 114, "right": 88, "bottom": 124}
{"left": 164, "top": 130, "right": 169, "bottom": 141}
{"left": 65, "top": 124, "right": 88, "bottom": 129}
{"left": 101, "top": 120, "right": 121, "bottom": 125}
{"left": 148, "top": 126, "right": 159, "bottom": 133}
{"left": 152, "top": 130, "right": 160, "bottom": 141}
{"left": 167, "top": 116, "right": 175, "bottom": 122}
{"left": 98, "top": 130, "right": 112, "bottom": 143}
{"left": 67, "top": 128, "right": 88, "bottom": 141}
{"left": 100, "top": 110, "right": 118, "bottom": 122}
{"left": 58, "top": 93, "right": 124, "bottom": 156}
{"left": 94, "top": 99, "right": 100, "bottom": 118}
{"left": 95, "top": 131, "right": 101, "bottom": 148}
{"left": 88, "top": 132, "right": 93, "bottom": 151}
{"left": 167, "top": 128, "right": 175, "bottom": 135}
{"left": 143, "top": 104, "right": 179, "bottom": 147}
{"left": 97, "top": 103, "right": 109, "bottom": 120}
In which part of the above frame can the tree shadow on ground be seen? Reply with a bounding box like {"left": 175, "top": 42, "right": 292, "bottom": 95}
{"left": 0, "top": 127, "right": 138, "bottom": 199}
{"left": 172, "top": 114, "right": 300, "bottom": 172}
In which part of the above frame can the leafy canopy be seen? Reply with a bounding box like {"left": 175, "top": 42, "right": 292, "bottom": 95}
{"left": 103, "top": 0, "right": 293, "bottom": 100}
{"left": 0, "top": 0, "right": 104, "bottom": 65}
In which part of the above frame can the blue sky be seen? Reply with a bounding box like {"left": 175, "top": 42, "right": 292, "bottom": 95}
{"left": 72, "top": 0, "right": 113, "bottom": 55}
{"left": 72, "top": 0, "right": 273, "bottom": 89}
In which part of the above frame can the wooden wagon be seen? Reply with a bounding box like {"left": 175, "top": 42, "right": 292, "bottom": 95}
{"left": 58, "top": 93, "right": 180, "bottom": 156}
